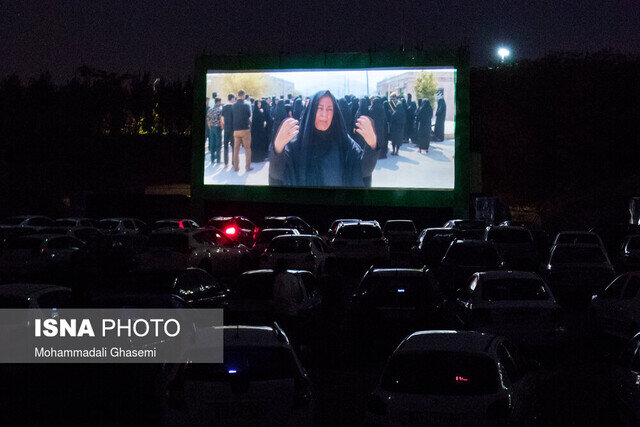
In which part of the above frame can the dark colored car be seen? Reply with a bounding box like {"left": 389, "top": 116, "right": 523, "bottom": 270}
{"left": 443, "top": 219, "right": 489, "bottom": 240}
{"left": 208, "top": 216, "right": 258, "bottom": 246}
{"left": 263, "top": 216, "right": 318, "bottom": 235}
{"left": 383, "top": 220, "right": 418, "bottom": 256}
{"left": 484, "top": 226, "right": 538, "bottom": 270}
{"left": 412, "top": 227, "right": 459, "bottom": 268}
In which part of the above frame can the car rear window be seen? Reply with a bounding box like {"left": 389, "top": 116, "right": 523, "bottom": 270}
{"left": 149, "top": 234, "right": 189, "bottom": 250}
{"left": 234, "top": 274, "right": 275, "bottom": 300}
{"left": 184, "top": 347, "right": 296, "bottom": 381}
{"left": 337, "top": 224, "right": 382, "bottom": 239}
{"left": 258, "top": 229, "right": 294, "bottom": 243}
{"left": 269, "top": 238, "right": 311, "bottom": 253}
{"left": 487, "top": 229, "right": 532, "bottom": 244}
{"left": 385, "top": 222, "right": 415, "bottom": 232}
{"left": 482, "top": 278, "right": 549, "bottom": 301}
{"left": 551, "top": 246, "right": 607, "bottom": 264}
{"left": 556, "top": 233, "right": 600, "bottom": 245}
{"left": 382, "top": 351, "right": 500, "bottom": 395}
{"left": 446, "top": 245, "right": 501, "bottom": 268}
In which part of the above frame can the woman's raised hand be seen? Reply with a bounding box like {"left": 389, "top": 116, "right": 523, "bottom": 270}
{"left": 274, "top": 118, "right": 299, "bottom": 153}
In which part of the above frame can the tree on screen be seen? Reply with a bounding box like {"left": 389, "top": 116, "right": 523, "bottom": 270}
{"left": 220, "top": 73, "right": 267, "bottom": 98}
{"left": 414, "top": 71, "right": 438, "bottom": 105}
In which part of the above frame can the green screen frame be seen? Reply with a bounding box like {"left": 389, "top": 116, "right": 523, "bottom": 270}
{"left": 192, "top": 48, "right": 470, "bottom": 216}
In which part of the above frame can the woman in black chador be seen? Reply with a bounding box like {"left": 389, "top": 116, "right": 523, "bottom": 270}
{"left": 250, "top": 100, "right": 269, "bottom": 162}
{"left": 292, "top": 97, "right": 303, "bottom": 120}
{"left": 405, "top": 93, "right": 417, "bottom": 143}
{"left": 268, "top": 90, "right": 377, "bottom": 187}
{"left": 389, "top": 94, "right": 406, "bottom": 156}
{"left": 414, "top": 98, "right": 433, "bottom": 153}
{"left": 433, "top": 93, "right": 447, "bottom": 141}
{"left": 353, "top": 97, "right": 379, "bottom": 187}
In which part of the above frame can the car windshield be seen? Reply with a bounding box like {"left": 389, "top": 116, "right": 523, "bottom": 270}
{"left": 385, "top": 222, "right": 415, "bottom": 232}
{"left": 148, "top": 234, "right": 188, "bottom": 250}
{"left": 482, "top": 278, "right": 549, "bottom": 301}
{"left": 337, "top": 225, "right": 382, "bottom": 239}
{"left": 270, "top": 238, "right": 311, "bottom": 253}
{"left": 446, "top": 245, "right": 501, "bottom": 267}
{"left": 5, "top": 237, "right": 41, "bottom": 249}
{"left": 184, "top": 347, "right": 296, "bottom": 381}
{"left": 556, "top": 233, "right": 600, "bottom": 245}
{"left": 551, "top": 246, "right": 607, "bottom": 264}
{"left": 382, "top": 351, "right": 500, "bottom": 395}
{"left": 487, "top": 229, "right": 532, "bottom": 244}
{"left": 258, "top": 229, "right": 294, "bottom": 243}
{"left": 97, "top": 221, "right": 119, "bottom": 230}
{"left": 234, "top": 273, "right": 275, "bottom": 300}
{"left": 55, "top": 220, "right": 76, "bottom": 227}
{"left": 358, "top": 276, "right": 438, "bottom": 307}
{"left": 1, "top": 218, "right": 26, "bottom": 226}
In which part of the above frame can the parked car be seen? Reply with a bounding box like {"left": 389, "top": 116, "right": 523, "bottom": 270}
{"left": 330, "top": 221, "right": 389, "bottom": 264}
{"left": 225, "top": 269, "right": 322, "bottom": 335}
{"left": 351, "top": 268, "right": 450, "bottom": 346}
{"left": 443, "top": 219, "right": 488, "bottom": 240}
{"left": 160, "top": 324, "right": 313, "bottom": 426}
{"left": 591, "top": 272, "right": 640, "bottom": 340}
{"left": 0, "top": 234, "right": 85, "bottom": 279}
{"left": 70, "top": 234, "right": 146, "bottom": 277}
{"left": 260, "top": 235, "right": 334, "bottom": 277}
{"left": 152, "top": 219, "right": 199, "bottom": 231}
{"left": 251, "top": 228, "right": 299, "bottom": 257}
{"left": 139, "top": 228, "right": 251, "bottom": 277}
{"left": 326, "top": 218, "right": 361, "bottom": 240}
{"left": 484, "top": 226, "right": 538, "bottom": 270}
{"left": 454, "top": 271, "right": 565, "bottom": 348}
{"left": 366, "top": 330, "right": 538, "bottom": 425}
{"left": 437, "top": 240, "right": 505, "bottom": 296}
{"left": 87, "top": 268, "right": 227, "bottom": 309}
{"left": 97, "top": 218, "right": 147, "bottom": 235}
{"left": 553, "top": 230, "right": 605, "bottom": 248}
{"left": 412, "top": 227, "right": 459, "bottom": 268}
{"left": 208, "top": 216, "right": 258, "bottom": 246}
{"left": 0, "top": 284, "right": 73, "bottom": 308}
{"left": 384, "top": 220, "right": 418, "bottom": 256}
{"left": 264, "top": 216, "right": 318, "bottom": 235}
{"left": 543, "top": 243, "right": 616, "bottom": 306}
{"left": 32, "top": 226, "right": 103, "bottom": 244}
{"left": 620, "top": 235, "right": 640, "bottom": 270}
{"left": 610, "top": 331, "right": 640, "bottom": 425}
{"left": 0, "top": 216, "right": 56, "bottom": 232}
{"left": 55, "top": 218, "right": 98, "bottom": 228}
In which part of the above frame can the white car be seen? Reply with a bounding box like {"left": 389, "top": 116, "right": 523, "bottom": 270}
{"left": 139, "top": 228, "right": 251, "bottom": 277}
{"left": 484, "top": 226, "right": 538, "bottom": 270}
{"left": 454, "top": 271, "right": 566, "bottom": 348}
{"left": 260, "top": 234, "right": 334, "bottom": 277}
{"left": 591, "top": 272, "right": 640, "bottom": 340}
{"left": 160, "top": 324, "right": 313, "bottom": 426}
{"left": 553, "top": 230, "right": 605, "bottom": 248}
{"left": 366, "top": 330, "right": 538, "bottom": 426}
{"left": 0, "top": 234, "right": 85, "bottom": 279}
{"left": 330, "top": 221, "right": 389, "bottom": 264}
{"left": 97, "top": 218, "right": 147, "bottom": 235}
{"left": 620, "top": 234, "right": 640, "bottom": 270}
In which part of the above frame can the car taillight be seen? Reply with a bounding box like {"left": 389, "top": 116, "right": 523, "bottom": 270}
{"left": 486, "top": 398, "right": 511, "bottom": 420}
{"left": 166, "top": 377, "right": 186, "bottom": 411}
{"left": 366, "top": 393, "right": 387, "bottom": 416}
{"left": 471, "top": 309, "right": 493, "bottom": 325}
{"left": 225, "top": 226, "right": 237, "bottom": 237}
{"left": 294, "top": 377, "right": 312, "bottom": 408}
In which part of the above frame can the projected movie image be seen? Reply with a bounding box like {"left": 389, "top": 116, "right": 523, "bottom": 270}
{"left": 203, "top": 68, "right": 456, "bottom": 189}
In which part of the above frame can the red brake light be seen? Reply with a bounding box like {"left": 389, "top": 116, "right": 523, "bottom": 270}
{"left": 179, "top": 222, "right": 185, "bottom": 229}
{"left": 225, "top": 226, "right": 237, "bottom": 236}
{"left": 455, "top": 376, "right": 469, "bottom": 382}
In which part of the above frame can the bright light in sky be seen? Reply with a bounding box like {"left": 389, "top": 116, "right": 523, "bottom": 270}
{"left": 497, "top": 48, "right": 511, "bottom": 62}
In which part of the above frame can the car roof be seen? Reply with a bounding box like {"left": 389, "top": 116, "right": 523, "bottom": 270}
{"left": 451, "top": 239, "right": 494, "bottom": 246}
{"left": 101, "top": 218, "right": 141, "bottom": 221}
{"left": 385, "top": 219, "right": 414, "bottom": 223}
{"left": 216, "top": 325, "right": 290, "bottom": 348}
{"left": 486, "top": 225, "right": 528, "bottom": 232}
{"left": 240, "top": 269, "right": 308, "bottom": 276}
{"left": 557, "top": 230, "right": 597, "bottom": 235}
{"left": 261, "top": 228, "right": 298, "bottom": 233}
{"left": 0, "top": 283, "right": 71, "bottom": 298}
{"left": 476, "top": 270, "right": 542, "bottom": 280}
{"left": 368, "top": 268, "right": 428, "bottom": 277}
{"left": 551, "top": 243, "right": 603, "bottom": 249}
{"left": 397, "top": 330, "right": 499, "bottom": 355}
{"left": 271, "top": 234, "right": 318, "bottom": 240}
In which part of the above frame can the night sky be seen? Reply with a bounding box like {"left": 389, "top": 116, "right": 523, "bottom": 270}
{"left": 2, "top": 0, "right": 639, "bottom": 81}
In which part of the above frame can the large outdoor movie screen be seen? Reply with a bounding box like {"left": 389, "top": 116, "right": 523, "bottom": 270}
{"left": 203, "top": 68, "right": 456, "bottom": 189}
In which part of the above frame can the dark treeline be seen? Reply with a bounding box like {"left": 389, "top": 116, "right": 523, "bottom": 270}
{"left": 1, "top": 53, "right": 639, "bottom": 224}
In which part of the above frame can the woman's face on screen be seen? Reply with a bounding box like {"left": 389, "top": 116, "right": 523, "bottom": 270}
{"left": 315, "top": 95, "right": 334, "bottom": 131}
